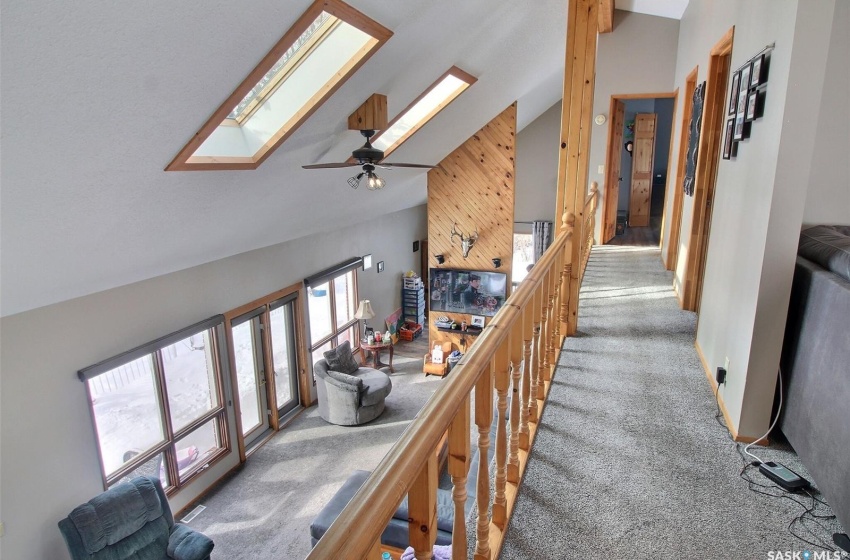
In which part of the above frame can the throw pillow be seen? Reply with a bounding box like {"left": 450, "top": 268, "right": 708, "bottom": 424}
{"left": 326, "top": 369, "right": 363, "bottom": 389}
{"left": 323, "top": 340, "right": 359, "bottom": 375}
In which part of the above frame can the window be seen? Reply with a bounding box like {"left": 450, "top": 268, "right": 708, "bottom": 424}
{"left": 368, "top": 67, "right": 476, "bottom": 160}
{"left": 513, "top": 232, "right": 534, "bottom": 285}
{"left": 305, "top": 258, "right": 361, "bottom": 371}
{"left": 166, "top": 0, "right": 392, "bottom": 171}
{"left": 80, "top": 317, "right": 229, "bottom": 492}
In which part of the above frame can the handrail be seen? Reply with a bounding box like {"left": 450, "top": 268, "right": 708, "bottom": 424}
{"left": 307, "top": 212, "right": 576, "bottom": 560}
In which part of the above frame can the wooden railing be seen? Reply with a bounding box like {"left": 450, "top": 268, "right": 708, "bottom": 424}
{"left": 306, "top": 213, "right": 576, "bottom": 560}
{"left": 580, "top": 182, "right": 599, "bottom": 282}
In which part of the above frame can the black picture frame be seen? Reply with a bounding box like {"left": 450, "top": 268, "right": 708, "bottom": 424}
{"left": 723, "top": 118, "right": 735, "bottom": 160}
{"left": 751, "top": 54, "right": 768, "bottom": 87}
{"left": 745, "top": 90, "right": 760, "bottom": 122}
{"left": 728, "top": 71, "right": 741, "bottom": 116}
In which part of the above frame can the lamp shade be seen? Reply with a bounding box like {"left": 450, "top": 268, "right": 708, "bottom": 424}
{"left": 354, "top": 299, "right": 375, "bottom": 320}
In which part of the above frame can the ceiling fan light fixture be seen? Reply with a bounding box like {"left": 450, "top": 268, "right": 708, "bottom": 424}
{"left": 347, "top": 172, "right": 364, "bottom": 189}
{"left": 367, "top": 172, "right": 385, "bottom": 190}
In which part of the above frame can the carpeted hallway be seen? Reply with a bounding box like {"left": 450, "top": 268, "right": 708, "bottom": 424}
{"left": 500, "top": 245, "right": 843, "bottom": 559}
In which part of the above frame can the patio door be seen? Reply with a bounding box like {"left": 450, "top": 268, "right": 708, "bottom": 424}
{"left": 268, "top": 296, "right": 300, "bottom": 419}
{"left": 231, "top": 310, "right": 271, "bottom": 450}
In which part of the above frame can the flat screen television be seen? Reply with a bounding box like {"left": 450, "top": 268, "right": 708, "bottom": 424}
{"left": 429, "top": 268, "right": 508, "bottom": 317}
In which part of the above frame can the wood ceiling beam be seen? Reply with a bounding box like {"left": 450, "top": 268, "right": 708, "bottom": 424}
{"left": 348, "top": 93, "right": 388, "bottom": 131}
{"left": 598, "top": 0, "right": 614, "bottom": 33}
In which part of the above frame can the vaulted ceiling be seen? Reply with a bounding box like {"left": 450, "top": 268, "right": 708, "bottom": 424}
{"left": 0, "top": 0, "right": 686, "bottom": 316}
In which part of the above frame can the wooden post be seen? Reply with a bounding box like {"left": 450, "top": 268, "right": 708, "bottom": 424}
{"left": 449, "top": 395, "right": 471, "bottom": 559}
{"left": 474, "top": 365, "right": 493, "bottom": 560}
{"left": 367, "top": 538, "right": 383, "bottom": 560}
{"left": 508, "top": 320, "right": 522, "bottom": 484}
{"left": 555, "top": 0, "right": 599, "bottom": 336}
{"left": 492, "top": 343, "right": 510, "bottom": 529}
{"left": 408, "top": 453, "right": 438, "bottom": 560}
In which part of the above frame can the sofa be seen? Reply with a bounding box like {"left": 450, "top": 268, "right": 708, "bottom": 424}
{"left": 313, "top": 341, "right": 392, "bottom": 426}
{"left": 310, "top": 403, "right": 503, "bottom": 550}
{"left": 780, "top": 225, "right": 850, "bottom": 535}
{"left": 58, "top": 476, "right": 214, "bottom": 560}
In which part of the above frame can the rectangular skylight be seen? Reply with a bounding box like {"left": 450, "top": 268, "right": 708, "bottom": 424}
{"left": 166, "top": 0, "right": 392, "bottom": 171}
{"left": 370, "top": 67, "right": 476, "bottom": 158}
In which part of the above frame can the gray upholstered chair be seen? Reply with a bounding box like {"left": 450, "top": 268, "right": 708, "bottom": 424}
{"left": 58, "top": 476, "right": 213, "bottom": 560}
{"left": 313, "top": 358, "right": 392, "bottom": 425}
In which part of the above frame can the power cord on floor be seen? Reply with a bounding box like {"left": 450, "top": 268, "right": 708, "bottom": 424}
{"left": 712, "top": 373, "right": 839, "bottom": 554}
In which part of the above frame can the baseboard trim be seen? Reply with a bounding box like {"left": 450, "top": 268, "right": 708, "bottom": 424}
{"left": 694, "top": 341, "right": 762, "bottom": 444}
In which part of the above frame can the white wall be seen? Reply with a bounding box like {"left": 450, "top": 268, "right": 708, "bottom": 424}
{"left": 666, "top": 0, "right": 837, "bottom": 438}
{"left": 0, "top": 205, "right": 426, "bottom": 560}
{"left": 589, "top": 10, "right": 680, "bottom": 240}
{"left": 802, "top": 0, "right": 850, "bottom": 227}
{"left": 515, "top": 100, "right": 562, "bottom": 224}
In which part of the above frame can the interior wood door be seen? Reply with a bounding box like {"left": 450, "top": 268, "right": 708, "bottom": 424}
{"left": 628, "top": 113, "right": 657, "bottom": 227}
{"left": 603, "top": 100, "right": 625, "bottom": 242}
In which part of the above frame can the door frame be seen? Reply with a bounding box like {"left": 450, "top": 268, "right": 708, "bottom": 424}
{"left": 601, "top": 99, "right": 624, "bottom": 243}
{"left": 224, "top": 281, "right": 309, "bottom": 462}
{"left": 665, "top": 67, "right": 698, "bottom": 273}
{"left": 601, "top": 91, "right": 677, "bottom": 244}
{"left": 681, "top": 27, "right": 734, "bottom": 312}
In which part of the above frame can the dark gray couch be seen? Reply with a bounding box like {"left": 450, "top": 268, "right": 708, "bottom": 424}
{"left": 310, "top": 406, "right": 502, "bottom": 550}
{"left": 780, "top": 225, "right": 850, "bottom": 535}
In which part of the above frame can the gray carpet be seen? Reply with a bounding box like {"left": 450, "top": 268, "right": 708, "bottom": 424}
{"left": 500, "top": 245, "right": 844, "bottom": 559}
{"left": 183, "top": 349, "right": 444, "bottom": 560}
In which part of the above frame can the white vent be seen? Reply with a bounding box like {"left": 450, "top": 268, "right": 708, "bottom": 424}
{"left": 181, "top": 504, "right": 206, "bottom": 523}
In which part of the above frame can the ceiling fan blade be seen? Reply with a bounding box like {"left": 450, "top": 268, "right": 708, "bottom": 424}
{"left": 380, "top": 163, "right": 438, "bottom": 169}
{"left": 302, "top": 162, "right": 360, "bottom": 169}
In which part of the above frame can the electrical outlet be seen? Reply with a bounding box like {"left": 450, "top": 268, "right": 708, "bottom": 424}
{"left": 724, "top": 356, "right": 730, "bottom": 372}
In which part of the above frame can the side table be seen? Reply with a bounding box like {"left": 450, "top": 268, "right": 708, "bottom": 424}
{"left": 359, "top": 341, "right": 394, "bottom": 373}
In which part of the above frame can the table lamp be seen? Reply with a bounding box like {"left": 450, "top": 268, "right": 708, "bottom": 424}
{"left": 354, "top": 299, "right": 376, "bottom": 341}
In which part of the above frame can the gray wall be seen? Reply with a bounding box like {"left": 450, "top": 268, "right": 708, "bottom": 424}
{"left": 802, "top": 0, "right": 850, "bottom": 226}
{"left": 654, "top": 97, "right": 675, "bottom": 177}
{"left": 0, "top": 204, "right": 427, "bottom": 560}
{"left": 668, "top": 0, "right": 837, "bottom": 438}
{"left": 589, "top": 10, "right": 680, "bottom": 239}
{"left": 515, "top": 100, "right": 562, "bottom": 224}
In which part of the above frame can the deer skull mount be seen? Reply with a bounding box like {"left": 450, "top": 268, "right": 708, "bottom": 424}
{"left": 450, "top": 223, "right": 479, "bottom": 259}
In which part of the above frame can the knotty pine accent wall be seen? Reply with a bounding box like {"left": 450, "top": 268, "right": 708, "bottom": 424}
{"left": 426, "top": 102, "right": 517, "bottom": 352}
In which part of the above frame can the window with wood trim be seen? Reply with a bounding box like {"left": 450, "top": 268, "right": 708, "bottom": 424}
{"left": 79, "top": 317, "right": 229, "bottom": 492}
{"left": 166, "top": 0, "right": 392, "bottom": 171}
{"left": 305, "top": 259, "right": 361, "bottom": 370}
{"left": 368, "top": 66, "right": 476, "bottom": 159}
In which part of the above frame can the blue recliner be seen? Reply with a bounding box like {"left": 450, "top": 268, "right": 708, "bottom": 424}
{"left": 58, "top": 476, "right": 214, "bottom": 560}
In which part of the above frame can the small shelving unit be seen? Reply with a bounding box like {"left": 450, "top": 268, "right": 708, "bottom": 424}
{"left": 402, "top": 285, "right": 425, "bottom": 326}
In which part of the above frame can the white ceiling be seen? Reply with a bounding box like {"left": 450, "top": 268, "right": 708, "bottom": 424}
{"left": 0, "top": 1, "right": 685, "bottom": 317}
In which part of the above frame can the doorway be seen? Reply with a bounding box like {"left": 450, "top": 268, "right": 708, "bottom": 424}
{"left": 681, "top": 28, "right": 734, "bottom": 312}
{"left": 602, "top": 93, "right": 676, "bottom": 246}
{"left": 225, "top": 287, "right": 305, "bottom": 461}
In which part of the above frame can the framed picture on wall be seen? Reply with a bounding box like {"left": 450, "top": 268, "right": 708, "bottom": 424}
{"left": 728, "top": 71, "right": 741, "bottom": 116}
{"left": 723, "top": 119, "right": 735, "bottom": 159}
{"left": 750, "top": 54, "right": 768, "bottom": 87}
{"left": 745, "top": 90, "right": 760, "bottom": 122}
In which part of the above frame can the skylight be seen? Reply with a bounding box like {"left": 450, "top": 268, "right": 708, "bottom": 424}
{"left": 166, "top": 0, "right": 392, "bottom": 171}
{"left": 370, "top": 67, "right": 476, "bottom": 158}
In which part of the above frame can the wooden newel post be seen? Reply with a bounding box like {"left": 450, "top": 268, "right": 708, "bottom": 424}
{"left": 409, "top": 453, "right": 438, "bottom": 560}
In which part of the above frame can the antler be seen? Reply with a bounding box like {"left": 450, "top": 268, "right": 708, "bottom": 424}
{"left": 450, "top": 223, "right": 462, "bottom": 245}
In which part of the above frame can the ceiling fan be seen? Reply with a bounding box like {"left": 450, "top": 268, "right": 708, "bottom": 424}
{"left": 302, "top": 129, "right": 437, "bottom": 190}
